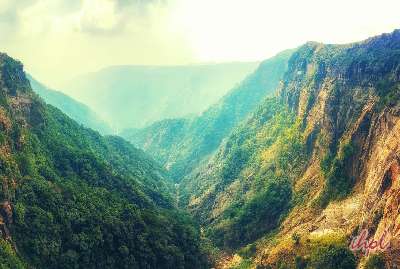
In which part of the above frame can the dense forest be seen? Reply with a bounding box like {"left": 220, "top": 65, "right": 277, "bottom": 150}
{"left": 0, "top": 53, "right": 209, "bottom": 269}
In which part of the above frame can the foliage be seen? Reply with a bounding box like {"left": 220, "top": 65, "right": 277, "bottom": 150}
{"left": 310, "top": 244, "right": 356, "bottom": 269}
{"left": 0, "top": 54, "right": 209, "bottom": 269}
{"left": 0, "top": 240, "right": 26, "bottom": 269}
{"left": 179, "top": 96, "right": 307, "bottom": 250}
{"left": 210, "top": 177, "right": 292, "bottom": 249}
{"left": 316, "top": 142, "right": 356, "bottom": 207}
{"left": 292, "top": 233, "right": 300, "bottom": 245}
{"left": 237, "top": 243, "right": 257, "bottom": 259}
{"left": 294, "top": 255, "right": 308, "bottom": 269}
{"left": 365, "top": 253, "right": 386, "bottom": 269}
{"left": 124, "top": 50, "right": 293, "bottom": 180}
{"left": 7, "top": 107, "right": 208, "bottom": 268}
{"left": 232, "top": 258, "right": 253, "bottom": 269}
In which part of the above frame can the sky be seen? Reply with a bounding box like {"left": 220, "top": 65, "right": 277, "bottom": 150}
{"left": 0, "top": 0, "right": 400, "bottom": 90}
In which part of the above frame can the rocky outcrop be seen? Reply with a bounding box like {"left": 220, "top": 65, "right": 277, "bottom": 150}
{"left": 179, "top": 30, "right": 400, "bottom": 268}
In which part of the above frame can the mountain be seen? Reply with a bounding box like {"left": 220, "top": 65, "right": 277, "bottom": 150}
{"left": 121, "top": 50, "right": 293, "bottom": 180}
{"left": 28, "top": 75, "right": 112, "bottom": 135}
{"left": 62, "top": 62, "right": 258, "bottom": 131}
{"left": 0, "top": 53, "right": 208, "bottom": 268}
{"left": 177, "top": 30, "right": 400, "bottom": 268}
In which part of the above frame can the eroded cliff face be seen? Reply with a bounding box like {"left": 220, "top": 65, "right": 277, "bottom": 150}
{"left": 253, "top": 31, "right": 400, "bottom": 268}
{"left": 178, "top": 31, "right": 400, "bottom": 268}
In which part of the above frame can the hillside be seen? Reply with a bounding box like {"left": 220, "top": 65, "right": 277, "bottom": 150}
{"left": 178, "top": 30, "right": 400, "bottom": 268}
{"left": 122, "top": 50, "right": 293, "bottom": 180}
{"left": 28, "top": 75, "right": 112, "bottom": 135}
{"left": 0, "top": 53, "right": 208, "bottom": 268}
{"left": 62, "top": 62, "right": 258, "bottom": 131}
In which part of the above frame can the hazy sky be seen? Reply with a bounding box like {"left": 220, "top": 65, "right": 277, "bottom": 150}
{"left": 1, "top": 0, "right": 400, "bottom": 89}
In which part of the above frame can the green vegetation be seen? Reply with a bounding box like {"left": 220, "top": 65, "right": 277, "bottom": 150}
{"left": 123, "top": 50, "right": 293, "bottom": 180}
{"left": 2, "top": 29, "right": 400, "bottom": 269}
{"left": 376, "top": 80, "right": 400, "bottom": 110}
{"left": 365, "top": 253, "right": 386, "bottom": 269}
{"left": 310, "top": 244, "right": 356, "bottom": 269}
{"left": 316, "top": 142, "right": 356, "bottom": 208}
{"left": 179, "top": 97, "right": 307, "bottom": 250}
{"left": 214, "top": 177, "right": 292, "bottom": 249}
{"left": 0, "top": 53, "right": 208, "bottom": 268}
{"left": 232, "top": 258, "right": 252, "bottom": 269}
{"left": 294, "top": 255, "right": 308, "bottom": 269}
{"left": 0, "top": 240, "right": 26, "bottom": 269}
{"left": 281, "top": 234, "right": 357, "bottom": 269}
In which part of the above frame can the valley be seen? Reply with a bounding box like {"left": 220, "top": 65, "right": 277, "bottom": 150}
{"left": 1, "top": 24, "right": 400, "bottom": 269}
{"left": 127, "top": 30, "right": 400, "bottom": 268}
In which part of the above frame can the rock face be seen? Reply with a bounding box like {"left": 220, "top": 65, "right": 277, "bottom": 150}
{"left": 267, "top": 30, "right": 400, "bottom": 268}
{"left": 175, "top": 30, "right": 400, "bottom": 268}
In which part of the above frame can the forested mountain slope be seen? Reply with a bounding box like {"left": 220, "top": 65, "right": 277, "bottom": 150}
{"left": 0, "top": 53, "right": 208, "bottom": 268}
{"left": 178, "top": 30, "right": 400, "bottom": 268}
{"left": 28, "top": 75, "right": 112, "bottom": 135}
{"left": 122, "top": 50, "right": 293, "bottom": 180}
{"left": 63, "top": 62, "right": 258, "bottom": 131}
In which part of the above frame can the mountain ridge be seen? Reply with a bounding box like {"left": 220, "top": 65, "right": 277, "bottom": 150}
{"left": 62, "top": 62, "right": 259, "bottom": 131}
{"left": 27, "top": 75, "right": 112, "bottom": 134}
{"left": 122, "top": 49, "right": 294, "bottom": 180}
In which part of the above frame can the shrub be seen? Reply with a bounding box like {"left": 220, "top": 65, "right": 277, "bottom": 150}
{"left": 220, "top": 177, "right": 292, "bottom": 248}
{"left": 365, "top": 253, "right": 385, "bottom": 269}
{"left": 317, "top": 142, "right": 356, "bottom": 207}
{"left": 295, "top": 255, "right": 308, "bottom": 269}
{"left": 292, "top": 233, "right": 301, "bottom": 245}
{"left": 0, "top": 239, "right": 26, "bottom": 269}
{"left": 310, "top": 244, "right": 356, "bottom": 269}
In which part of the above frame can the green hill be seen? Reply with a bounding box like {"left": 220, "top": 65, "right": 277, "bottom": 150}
{"left": 0, "top": 53, "right": 208, "bottom": 269}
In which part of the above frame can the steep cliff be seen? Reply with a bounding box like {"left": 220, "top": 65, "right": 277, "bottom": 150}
{"left": 178, "top": 30, "right": 400, "bottom": 268}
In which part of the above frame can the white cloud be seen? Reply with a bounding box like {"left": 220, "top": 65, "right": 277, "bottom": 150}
{"left": 172, "top": 0, "right": 400, "bottom": 61}
{"left": 0, "top": 0, "right": 399, "bottom": 89}
{"left": 79, "top": 0, "right": 121, "bottom": 33}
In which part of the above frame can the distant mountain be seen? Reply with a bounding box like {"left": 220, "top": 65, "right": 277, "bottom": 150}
{"left": 62, "top": 62, "right": 258, "bottom": 131}
{"left": 121, "top": 50, "right": 293, "bottom": 180}
{"left": 28, "top": 75, "right": 112, "bottom": 134}
{"left": 0, "top": 53, "right": 208, "bottom": 268}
